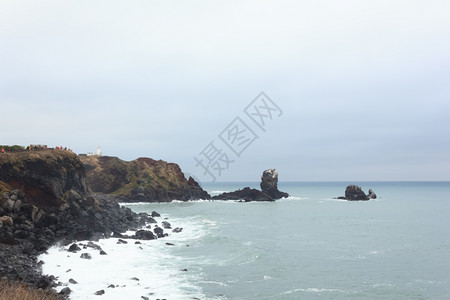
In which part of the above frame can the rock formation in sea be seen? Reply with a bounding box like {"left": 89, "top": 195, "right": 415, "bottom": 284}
{"left": 80, "top": 155, "right": 211, "bottom": 202}
{"left": 337, "top": 185, "right": 377, "bottom": 201}
{"left": 0, "top": 150, "right": 152, "bottom": 288}
{"left": 260, "top": 169, "right": 289, "bottom": 199}
{"left": 213, "top": 169, "right": 289, "bottom": 201}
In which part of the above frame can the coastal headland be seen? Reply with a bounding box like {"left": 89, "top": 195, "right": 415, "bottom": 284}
{"left": 0, "top": 148, "right": 200, "bottom": 296}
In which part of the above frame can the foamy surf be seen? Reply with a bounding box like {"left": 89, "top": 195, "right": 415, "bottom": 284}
{"left": 38, "top": 214, "right": 208, "bottom": 300}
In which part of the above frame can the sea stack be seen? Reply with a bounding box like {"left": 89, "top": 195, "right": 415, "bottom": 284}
{"left": 337, "top": 185, "right": 377, "bottom": 201}
{"left": 260, "top": 169, "right": 289, "bottom": 199}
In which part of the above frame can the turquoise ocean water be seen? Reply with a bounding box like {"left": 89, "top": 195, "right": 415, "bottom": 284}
{"left": 41, "top": 182, "right": 450, "bottom": 299}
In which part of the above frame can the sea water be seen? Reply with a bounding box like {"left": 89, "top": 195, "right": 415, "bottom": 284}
{"left": 40, "top": 182, "right": 450, "bottom": 299}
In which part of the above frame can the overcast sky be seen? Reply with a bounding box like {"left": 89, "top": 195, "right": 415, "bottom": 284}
{"left": 1, "top": 0, "right": 449, "bottom": 182}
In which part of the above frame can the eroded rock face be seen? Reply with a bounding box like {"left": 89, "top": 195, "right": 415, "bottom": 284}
{"left": 0, "top": 151, "right": 88, "bottom": 207}
{"left": 80, "top": 156, "right": 211, "bottom": 202}
{"left": 260, "top": 169, "right": 289, "bottom": 199}
{"left": 0, "top": 151, "right": 149, "bottom": 286}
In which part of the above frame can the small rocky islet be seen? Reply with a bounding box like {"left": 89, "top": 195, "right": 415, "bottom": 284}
{"left": 212, "top": 169, "right": 289, "bottom": 201}
{"left": 0, "top": 147, "right": 377, "bottom": 296}
{"left": 336, "top": 185, "right": 377, "bottom": 201}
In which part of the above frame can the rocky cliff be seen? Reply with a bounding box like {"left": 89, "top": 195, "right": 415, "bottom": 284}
{"left": 80, "top": 155, "right": 210, "bottom": 202}
{"left": 0, "top": 150, "right": 149, "bottom": 287}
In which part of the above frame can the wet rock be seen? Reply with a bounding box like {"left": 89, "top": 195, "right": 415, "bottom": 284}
{"left": 100, "top": 250, "right": 107, "bottom": 255}
{"left": 117, "top": 239, "right": 128, "bottom": 244}
{"left": 161, "top": 221, "right": 171, "bottom": 229}
{"left": 135, "top": 230, "right": 156, "bottom": 240}
{"left": 165, "top": 242, "right": 175, "bottom": 246}
{"left": 68, "top": 243, "right": 81, "bottom": 253}
{"left": 69, "top": 278, "right": 78, "bottom": 284}
{"left": 131, "top": 277, "right": 140, "bottom": 281}
{"left": 108, "top": 284, "right": 115, "bottom": 288}
{"left": 59, "top": 287, "right": 72, "bottom": 295}
{"left": 153, "top": 226, "right": 164, "bottom": 238}
{"left": 95, "top": 289, "right": 105, "bottom": 295}
{"left": 147, "top": 217, "right": 157, "bottom": 224}
{"left": 151, "top": 211, "right": 161, "bottom": 217}
{"left": 80, "top": 253, "right": 92, "bottom": 260}
{"left": 368, "top": 189, "right": 377, "bottom": 199}
{"left": 172, "top": 227, "right": 183, "bottom": 233}
{"left": 87, "top": 241, "right": 103, "bottom": 251}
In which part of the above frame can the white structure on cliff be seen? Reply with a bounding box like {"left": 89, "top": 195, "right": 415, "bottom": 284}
{"left": 87, "top": 146, "right": 102, "bottom": 156}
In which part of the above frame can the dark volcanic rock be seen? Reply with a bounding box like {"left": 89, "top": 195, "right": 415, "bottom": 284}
{"left": 260, "top": 169, "right": 289, "bottom": 199}
{"left": 161, "top": 221, "right": 171, "bottom": 229}
{"left": 153, "top": 226, "right": 164, "bottom": 238}
{"left": 337, "top": 185, "right": 377, "bottom": 201}
{"left": 59, "top": 286, "right": 72, "bottom": 295}
{"left": 368, "top": 189, "right": 377, "bottom": 199}
{"left": 135, "top": 230, "right": 156, "bottom": 240}
{"left": 212, "top": 187, "right": 273, "bottom": 202}
{"left": 80, "top": 253, "right": 92, "bottom": 260}
{"left": 0, "top": 150, "right": 154, "bottom": 290}
{"left": 68, "top": 243, "right": 81, "bottom": 253}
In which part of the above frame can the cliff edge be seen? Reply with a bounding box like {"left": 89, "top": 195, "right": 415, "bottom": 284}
{"left": 80, "top": 155, "right": 210, "bottom": 202}
{"left": 0, "top": 150, "right": 147, "bottom": 287}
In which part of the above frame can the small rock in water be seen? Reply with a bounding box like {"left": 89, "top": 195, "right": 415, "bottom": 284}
{"left": 153, "top": 226, "right": 164, "bottom": 238}
{"left": 80, "top": 253, "right": 92, "bottom": 260}
{"left": 66, "top": 269, "right": 72, "bottom": 273}
{"left": 135, "top": 229, "right": 156, "bottom": 240}
{"left": 172, "top": 227, "right": 183, "bottom": 233}
{"left": 151, "top": 211, "right": 161, "bottom": 217}
{"left": 117, "top": 239, "right": 128, "bottom": 244}
{"left": 108, "top": 284, "right": 115, "bottom": 288}
{"left": 59, "top": 287, "right": 71, "bottom": 295}
{"left": 100, "top": 250, "right": 107, "bottom": 255}
{"left": 95, "top": 289, "right": 105, "bottom": 295}
{"left": 141, "top": 297, "right": 149, "bottom": 300}
{"left": 180, "top": 268, "right": 188, "bottom": 272}
{"left": 87, "top": 241, "right": 103, "bottom": 251}
{"left": 131, "top": 277, "right": 140, "bottom": 281}
{"left": 135, "top": 241, "right": 141, "bottom": 244}
{"left": 69, "top": 278, "right": 78, "bottom": 284}
{"left": 165, "top": 242, "right": 175, "bottom": 246}
{"left": 161, "top": 221, "right": 171, "bottom": 229}
{"left": 68, "top": 243, "right": 81, "bottom": 253}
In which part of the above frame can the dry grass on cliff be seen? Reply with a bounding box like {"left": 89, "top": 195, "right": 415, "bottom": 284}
{"left": 0, "top": 279, "right": 61, "bottom": 300}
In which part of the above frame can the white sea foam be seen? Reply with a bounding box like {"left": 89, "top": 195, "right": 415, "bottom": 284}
{"left": 39, "top": 215, "right": 208, "bottom": 300}
{"left": 282, "top": 287, "right": 353, "bottom": 295}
